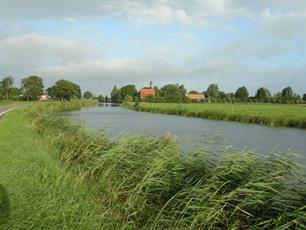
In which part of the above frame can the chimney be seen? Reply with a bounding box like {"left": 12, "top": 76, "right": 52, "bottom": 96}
{"left": 150, "top": 81, "right": 153, "bottom": 88}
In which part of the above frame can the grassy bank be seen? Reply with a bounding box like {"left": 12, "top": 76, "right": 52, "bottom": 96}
{"left": 126, "top": 102, "right": 306, "bottom": 129}
{"left": 11, "top": 101, "right": 305, "bottom": 229}
{"left": 0, "top": 101, "right": 12, "bottom": 106}
{"left": 0, "top": 103, "right": 101, "bottom": 229}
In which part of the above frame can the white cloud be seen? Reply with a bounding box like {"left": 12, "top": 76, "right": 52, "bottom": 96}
{"left": 0, "top": 0, "right": 304, "bottom": 28}
{"left": 0, "top": 1, "right": 304, "bottom": 94}
{"left": 0, "top": 33, "right": 101, "bottom": 70}
{"left": 35, "top": 58, "right": 187, "bottom": 82}
{"left": 261, "top": 8, "right": 305, "bottom": 37}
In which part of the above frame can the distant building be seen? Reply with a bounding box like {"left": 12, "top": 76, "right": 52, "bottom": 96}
{"left": 140, "top": 81, "right": 155, "bottom": 99}
{"left": 185, "top": 93, "right": 205, "bottom": 101}
{"left": 38, "top": 92, "right": 50, "bottom": 101}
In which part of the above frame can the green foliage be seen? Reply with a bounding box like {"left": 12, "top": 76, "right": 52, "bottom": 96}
{"left": 206, "top": 83, "right": 220, "bottom": 99}
{"left": 274, "top": 87, "right": 301, "bottom": 104}
{"left": 110, "top": 85, "right": 121, "bottom": 103}
{"left": 97, "top": 95, "right": 104, "bottom": 102}
{"left": 124, "top": 95, "right": 133, "bottom": 102}
{"left": 50, "top": 79, "right": 81, "bottom": 101}
{"left": 160, "top": 84, "right": 186, "bottom": 103}
{"left": 282, "top": 86, "right": 293, "bottom": 98}
{"left": 256, "top": 87, "right": 272, "bottom": 102}
{"left": 19, "top": 102, "right": 306, "bottom": 229}
{"left": 10, "top": 87, "right": 22, "bottom": 100}
{"left": 21, "top": 75, "right": 44, "bottom": 101}
{"left": 235, "top": 86, "right": 249, "bottom": 101}
{"left": 188, "top": 90, "right": 199, "bottom": 94}
{"left": 0, "top": 109, "right": 101, "bottom": 229}
{"left": 83, "top": 91, "right": 93, "bottom": 99}
{"left": 0, "top": 76, "right": 14, "bottom": 100}
{"left": 303, "top": 93, "right": 306, "bottom": 101}
{"left": 120, "top": 84, "right": 137, "bottom": 100}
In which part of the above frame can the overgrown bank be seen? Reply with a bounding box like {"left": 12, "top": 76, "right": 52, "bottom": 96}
{"left": 0, "top": 101, "right": 101, "bottom": 229}
{"left": 125, "top": 102, "right": 306, "bottom": 129}
{"left": 11, "top": 101, "right": 305, "bottom": 229}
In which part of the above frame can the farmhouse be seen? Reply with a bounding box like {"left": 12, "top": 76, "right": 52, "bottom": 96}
{"left": 38, "top": 92, "right": 50, "bottom": 101}
{"left": 185, "top": 93, "right": 205, "bottom": 101}
{"left": 140, "top": 81, "right": 155, "bottom": 99}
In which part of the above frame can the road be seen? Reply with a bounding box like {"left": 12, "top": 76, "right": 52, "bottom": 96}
{"left": 0, "top": 105, "right": 22, "bottom": 118}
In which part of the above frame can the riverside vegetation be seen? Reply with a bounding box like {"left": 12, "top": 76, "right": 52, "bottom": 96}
{"left": 126, "top": 102, "right": 306, "bottom": 129}
{"left": 0, "top": 101, "right": 305, "bottom": 229}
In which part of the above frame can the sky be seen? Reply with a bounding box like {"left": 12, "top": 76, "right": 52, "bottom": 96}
{"left": 0, "top": 0, "right": 305, "bottom": 95}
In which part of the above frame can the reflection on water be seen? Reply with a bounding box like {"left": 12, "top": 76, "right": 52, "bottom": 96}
{"left": 62, "top": 104, "right": 306, "bottom": 156}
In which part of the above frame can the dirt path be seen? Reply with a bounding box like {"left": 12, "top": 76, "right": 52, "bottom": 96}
{"left": 0, "top": 105, "right": 22, "bottom": 118}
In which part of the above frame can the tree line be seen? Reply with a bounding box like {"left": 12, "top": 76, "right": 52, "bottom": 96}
{"left": 1, "top": 75, "right": 305, "bottom": 104}
{"left": 111, "top": 83, "right": 306, "bottom": 104}
{"left": 0, "top": 76, "right": 101, "bottom": 101}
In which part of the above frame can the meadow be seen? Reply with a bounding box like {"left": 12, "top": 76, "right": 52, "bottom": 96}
{"left": 0, "top": 102, "right": 100, "bottom": 229}
{"left": 127, "top": 102, "right": 306, "bottom": 129}
{"left": 0, "top": 101, "right": 304, "bottom": 229}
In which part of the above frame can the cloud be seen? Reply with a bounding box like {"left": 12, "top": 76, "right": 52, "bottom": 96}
{"left": 0, "top": 1, "right": 304, "bottom": 95}
{"left": 0, "top": 0, "right": 267, "bottom": 26}
{"left": 0, "top": 33, "right": 101, "bottom": 71}
{"left": 35, "top": 58, "right": 187, "bottom": 83}
{"left": 0, "top": 0, "right": 304, "bottom": 29}
{"left": 260, "top": 8, "right": 305, "bottom": 37}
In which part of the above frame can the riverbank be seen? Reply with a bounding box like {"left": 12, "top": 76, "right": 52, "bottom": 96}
{"left": 125, "top": 102, "right": 306, "bottom": 129}
{"left": 0, "top": 105, "right": 101, "bottom": 229}
{"left": 1, "top": 101, "right": 302, "bottom": 229}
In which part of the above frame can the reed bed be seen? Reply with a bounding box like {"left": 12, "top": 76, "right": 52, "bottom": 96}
{"left": 23, "top": 101, "right": 306, "bottom": 229}
{"left": 125, "top": 102, "right": 306, "bottom": 129}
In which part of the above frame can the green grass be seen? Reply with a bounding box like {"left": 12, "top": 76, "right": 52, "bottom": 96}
{"left": 0, "top": 105, "right": 101, "bottom": 229}
{"left": 126, "top": 102, "right": 306, "bottom": 129}
{"left": 0, "top": 101, "right": 12, "bottom": 106}
{"left": 17, "top": 102, "right": 306, "bottom": 229}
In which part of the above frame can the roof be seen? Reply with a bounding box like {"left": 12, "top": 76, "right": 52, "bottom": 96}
{"left": 185, "top": 93, "right": 205, "bottom": 100}
{"left": 140, "top": 88, "right": 155, "bottom": 98}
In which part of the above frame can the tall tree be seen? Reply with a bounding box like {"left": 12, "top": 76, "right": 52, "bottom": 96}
{"left": 281, "top": 86, "right": 293, "bottom": 98}
{"left": 21, "top": 76, "right": 44, "bottom": 101}
{"left": 120, "top": 85, "right": 137, "bottom": 100}
{"left": 235, "top": 86, "right": 249, "bottom": 101}
{"left": 51, "top": 80, "right": 81, "bottom": 101}
{"left": 160, "top": 84, "right": 185, "bottom": 103}
{"left": 302, "top": 93, "right": 306, "bottom": 101}
{"left": 83, "top": 91, "right": 93, "bottom": 99}
{"left": 111, "top": 85, "right": 121, "bottom": 103}
{"left": 10, "top": 87, "right": 22, "bottom": 100}
{"left": 206, "top": 84, "right": 220, "bottom": 99}
{"left": 255, "top": 87, "right": 271, "bottom": 101}
{"left": 1, "top": 76, "right": 14, "bottom": 100}
{"left": 98, "top": 95, "right": 104, "bottom": 102}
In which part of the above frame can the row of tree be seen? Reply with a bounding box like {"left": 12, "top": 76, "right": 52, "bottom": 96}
{"left": 0, "top": 76, "right": 95, "bottom": 101}
{"left": 204, "top": 84, "right": 304, "bottom": 103}
{"left": 111, "top": 83, "right": 306, "bottom": 104}
{"left": 1, "top": 75, "right": 305, "bottom": 104}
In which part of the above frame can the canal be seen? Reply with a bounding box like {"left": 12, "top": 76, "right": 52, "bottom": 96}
{"left": 62, "top": 104, "right": 306, "bottom": 156}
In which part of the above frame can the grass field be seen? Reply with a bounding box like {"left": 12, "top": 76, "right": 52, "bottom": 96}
{"left": 1, "top": 101, "right": 305, "bottom": 229}
{"left": 0, "top": 101, "right": 11, "bottom": 106}
{"left": 0, "top": 102, "right": 101, "bottom": 229}
{"left": 127, "top": 102, "right": 306, "bottom": 129}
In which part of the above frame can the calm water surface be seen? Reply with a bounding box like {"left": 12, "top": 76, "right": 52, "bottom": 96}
{"left": 63, "top": 104, "right": 306, "bottom": 156}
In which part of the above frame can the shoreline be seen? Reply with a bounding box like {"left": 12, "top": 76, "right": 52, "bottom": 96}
{"left": 124, "top": 102, "right": 306, "bottom": 129}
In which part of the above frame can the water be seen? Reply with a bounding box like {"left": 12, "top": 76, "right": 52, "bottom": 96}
{"left": 62, "top": 104, "right": 306, "bottom": 156}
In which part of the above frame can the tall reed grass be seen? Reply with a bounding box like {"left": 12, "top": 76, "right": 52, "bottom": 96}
{"left": 24, "top": 101, "right": 306, "bottom": 229}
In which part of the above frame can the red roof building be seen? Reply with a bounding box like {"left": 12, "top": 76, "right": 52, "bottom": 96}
{"left": 185, "top": 93, "right": 205, "bottom": 101}
{"left": 140, "top": 88, "right": 155, "bottom": 99}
